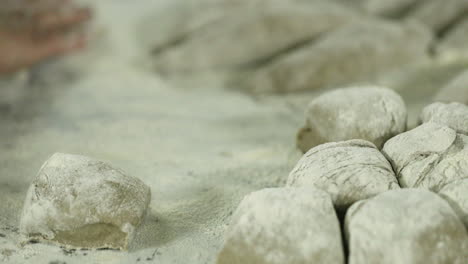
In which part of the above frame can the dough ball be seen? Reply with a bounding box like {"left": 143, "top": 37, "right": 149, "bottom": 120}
{"left": 420, "top": 102, "right": 468, "bottom": 135}
{"left": 288, "top": 139, "right": 400, "bottom": 211}
{"left": 405, "top": 0, "right": 468, "bottom": 33}
{"left": 297, "top": 86, "right": 407, "bottom": 152}
{"left": 433, "top": 69, "right": 468, "bottom": 105}
{"left": 19, "top": 153, "right": 151, "bottom": 250}
{"left": 345, "top": 189, "right": 468, "bottom": 264}
{"left": 217, "top": 187, "right": 344, "bottom": 264}
{"left": 363, "top": 0, "right": 420, "bottom": 17}
{"left": 382, "top": 122, "right": 468, "bottom": 191}
{"left": 152, "top": 1, "right": 357, "bottom": 73}
{"left": 249, "top": 19, "right": 432, "bottom": 93}
{"left": 437, "top": 18, "right": 468, "bottom": 57}
{"left": 438, "top": 178, "right": 468, "bottom": 230}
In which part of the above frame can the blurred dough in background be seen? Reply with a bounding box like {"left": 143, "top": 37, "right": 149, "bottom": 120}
{"left": 138, "top": 0, "right": 468, "bottom": 98}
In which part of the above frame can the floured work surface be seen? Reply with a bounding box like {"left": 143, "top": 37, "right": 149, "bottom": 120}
{"left": 1, "top": 1, "right": 468, "bottom": 264}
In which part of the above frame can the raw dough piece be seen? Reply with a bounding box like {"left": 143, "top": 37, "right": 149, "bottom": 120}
{"left": 249, "top": 19, "right": 432, "bottom": 93}
{"left": 287, "top": 139, "right": 400, "bottom": 211}
{"left": 217, "top": 187, "right": 344, "bottom": 264}
{"left": 152, "top": 1, "right": 357, "bottom": 73}
{"left": 297, "top": 86, "right": 407, "bottom": 152}
{"left": 140, "top": 0, "right": 252, "bottom": 54}
{"left": 437, "top": 18, "right": 468, "bottom": 56}
{"left": 382, "top": 122, "right": 468, "bottom": 191}
{"left": 20, "top": 153, "right": 151, "bottom": 250}
{"left": 438, "top": 178, "right": 468, "bottom": 230}
{"left": 420, "top": 102, "right": 468, "bottom": 134}
{"left": 405, "top": 0, "right": 468, "bottom": 33}
{"left": 363, "top": 0, "right": 421, "bottom": 17}
{"left": 345, "top": 189, "right": 468, "bottom": 264}
{"left": 433, "top": 69, "right": 468, "bottom": 104}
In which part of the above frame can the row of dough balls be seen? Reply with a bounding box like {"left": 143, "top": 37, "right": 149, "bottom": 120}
{"left": 217, "top": 86, "right": 468, "bottom": 263}
{"left": 218, "top": 188, "right": 467, "bottom": 264}
{"left": 18, "top": 86, "right": 467, "bottom": 257}
{"left": 297, "top": 85, "right": 467, "bottom": 152}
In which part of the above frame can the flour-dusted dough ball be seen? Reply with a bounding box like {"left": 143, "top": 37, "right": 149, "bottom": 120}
{"left": 288, "top": 139, "right": 400, "bottom": 211}
{"left": 297, "top": 86, "right": 407, "bottom": 152}
{"left": 433, "top": 69, "right": 468, "bottom": 105}
{"left": 217, "top": 187, "right": 344, "bottom": 264}
{"left": 152, "top": 1, "right": 357, "bottom": 73}
{"left": 382, "top": 122, "right": 468, "bottom": 191}
{"left": 420, "top": 102, "right": 468, "bottom": 135}
{"left": 437, "top": 18, "right": 468, "bottom": 57}
{"left": 345, "top": 189, "right": 468, "bottom": 264}
{"left": 438, "top": 178, "right": 468, "bottom": 229}
{"left": 363, "top": 0, "right": 421, "bottom": 17}
{"left": 20, "top": 153, "right": 151, "bottom": 249}
{"left": 405, "top": 0, "right": 468, "bottom": 33}
{"left": 249, "top": 19, "right": 432, "bottom": 93}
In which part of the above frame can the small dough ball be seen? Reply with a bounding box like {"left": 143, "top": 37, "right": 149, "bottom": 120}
{"left": 363, "top": 0, "right": 420, "bottom": 17}
{"left": 297, "top": 86, "right": 407, "bottom": 153}
{"left": 438, "top": 178, "right": 468, "bottom": 230}
{"left": 433, "top": 69, "right": 468, "bottom": 104}
{"left": 152, "top": 1, "right": 357, "bottom": 73}
{"left": 437, "top": 18, "right": 468, "bottom": 57}
{"left": 345, "top": 189, "right": 468, "bottom": 264}
{"left": 288, "top": 139, "right": 400, "bottom": 211}
{"left": 217, "top": 187, "right": 344, "bottom": 264}
{"left": 405, "top": 0, "right": 468, "bottom": 33}
{"left": 20, "top": 153, "right": 151, "bottom": 250}
{"left": 382, "top": 122, "right": 468, "bottom": 191}
{"left": 249, "top": 19, "right": 432, "bottom": 93}
{"left": 420, "top": 102, "right": 468, "bottom": 135}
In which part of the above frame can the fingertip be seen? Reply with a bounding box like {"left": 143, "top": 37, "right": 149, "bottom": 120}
{"left": 38, "top": 33, "right": 88, "bottom": 59}
{"left": 36, "top": 6, "right": 93, "bottom": 32}
{"left": 81, "top": 7, "right": 93, "bottom": 20}
{"left": 66, "top": 35, "right": 88, "bottom": 52}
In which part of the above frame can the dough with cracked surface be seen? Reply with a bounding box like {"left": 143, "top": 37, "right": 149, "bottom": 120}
{"left": 288, "top": 139, "right": 400, "bottom": 211}
{"left": 382, "top": 122, "right": 468, "bottom": 191}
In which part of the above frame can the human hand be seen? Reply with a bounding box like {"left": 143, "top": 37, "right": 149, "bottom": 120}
{"left": 0, "top": 0, "right": 91, "bottom": 75}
